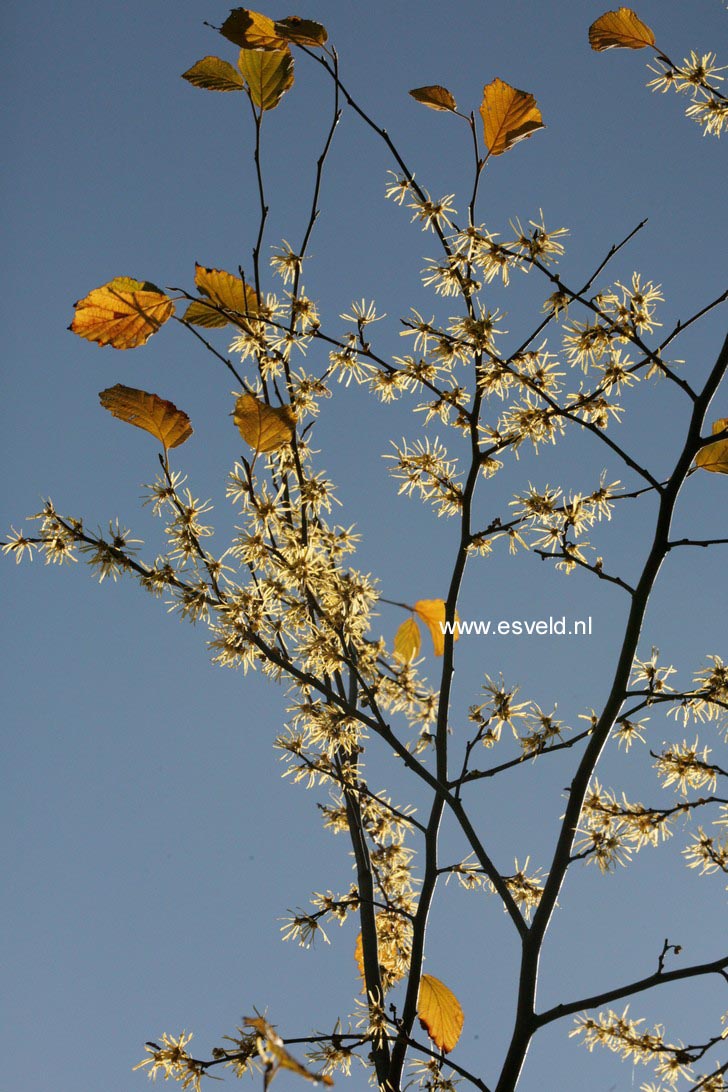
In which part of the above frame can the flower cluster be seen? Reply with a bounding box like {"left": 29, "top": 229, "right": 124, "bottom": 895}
{"left": 647, "top": 50, "right": 728, "bottom": 136}
{"left": 570, "top": 1007, "right": 697, "bottom": 1088}
{"left": 133, "top": 1032, "right": 206, "bottom": 1091}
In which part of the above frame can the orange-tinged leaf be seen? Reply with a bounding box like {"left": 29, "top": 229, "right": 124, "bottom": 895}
{"left": 413, "top": 599, "right": 459, "bottom": 657}
{"left": 394, "top": 616, "right": 421, "bottom": 662}
{"left": 274, "top": 16, "right": 328, "bottom": 47}
{"left": 589, "top": 8, "right": 656, "bottom": 51}
{"left": 234, "top": 393, "right": 296, "bottom": 452}
{"left": 194, "top": 262, "right": 260, "bottom": 314}
{"left": 220, "top": 8, "right": 284, "bottom": 50}
{"left": 409, "top": 85, "right": 457, "bottom": 112}
{"left": 183, "top": 264, "right": 260, "bottom": 328}
{"left": 479, "top": 78, "right": 544, "bottom": 156}
{"left": 354, "top": 931, "right": 364, "bottom": 978}
{"left": 182, "top": 55, "right": 245, "bottom": 91}
{"left": 695, "top": 418, "right": 728, "bottom": 474}
{"left": 70, "top": 277, "right": 174, "bottom": 350}
{"left": 99, "top": 385, "right": 193, "bottom": 451}
{"left": 417, "top": 974, "right": 464, "bottom": 1054}
{"left": 238, "top": 46, "right": 294, "bottom": 110}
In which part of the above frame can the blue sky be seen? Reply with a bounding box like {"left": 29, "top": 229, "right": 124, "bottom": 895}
{"left": 2, "top": 2, "right": 727, "bottom": 1091}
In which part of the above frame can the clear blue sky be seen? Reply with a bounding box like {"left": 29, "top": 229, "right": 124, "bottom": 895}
{"left": 2, "top": 2, "right": 726, "bottom": 1091}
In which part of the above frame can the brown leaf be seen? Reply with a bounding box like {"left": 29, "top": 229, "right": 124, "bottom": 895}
{"left": 220, "top": 8, "right": 284, "bottom": 50}
{"left": 183, "top": 264, "right": 260, "bottom": 328}
{"left": 233, "top": 393, "right": 296, "bottom": 452}
{"left": 274, "top": 16, "right": 328, "bottom": 47}
{"left": 99, "top": 385, "right": 193, "bottom": 451}
{"left": 695, "top": 418, "right": 728, "bottom": 474}
{"left": 409, "top": 85, "right": 457, "bottom": 112}
{"left": 181, "top": 56, "right": 245, "bottom": 91}
{"left": 244, "top": 1016, "right": 334, "bottom": 1088}
{"left": 238, "top": 46, "right": 294, "bottom": 110}
{"left": 417, "top": 974, "right": 464, "bottom": 1054}
{"left": 479, "top": 77, "right": 544, "bottom": 156}
{"left": 70, "top": 277, "right": 174, "bottom": 350}
{"left": 589, "top": 8, "right": 656, "bottom": 51}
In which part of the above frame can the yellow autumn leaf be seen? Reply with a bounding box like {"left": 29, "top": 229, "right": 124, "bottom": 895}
{"left": 479, "top": 78, "right": 544, "bottom": 156}
{"left": 589, "top": 8, "right": 656, "bottom": 51}
{"left": 234, "top": 393, "right": 296, "bottom": 452}
{"left": 409, "top": 85, "right": 457, "bottom": 112}
{"left": 238, "top": 46, "right": 294, "bottom": 111}
{"left": 414, "top": 599, "right": 459, "bottom": 657}
{"left": 181, "top": 55, "right": 245, "bottom": 91}
{"left": 244, "top": 1016, "right": 334, "bottom": 1087}
{"left": 220, "top": 8, "right": 284, "bottom": 50}
{"left": 70, "top": 277, "right": 174, "bottom": 350}
{"left": 183, "top": 264, "right": 260, "bottom": 328}
{"left": 417, "top": 974, "right": 464, "bottom": 1054}
{"left": 98, "top": 385, "right": 193, "bottom": 451}
{"left": 695, "top": 418, "right": 728, "bottom": 474}
{"left": 274, "top": 16, "right": 328, "bottom": 47}
{"left": 394, "top": 616, "right": 421, "bottom": 662}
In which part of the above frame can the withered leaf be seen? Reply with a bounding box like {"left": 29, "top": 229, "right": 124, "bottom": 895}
{"left": 274, "top": 16, "right": 328, "bottom": 47}
{"left": 70, "top": 277, "right": 174, "bottom": 350}
{"left": 220, "top": 8, "right": 284, "bottom": 50}
{"left": 238, "top": 46, "right": 294, "bottom": 110}
{"left": 181, "top": 56, "right": 245, "bottom": 91}
{"left": 183, "top": 264, "right": 260, "bottom": 328}
{"left": 99, "top": 385, "right": 193, "bottom": 451}
{"left": 244, "top": 1016, "right": 334, "bottom": 1088}
{"left": 234, "top": 393, "right": 296, "bottom": 452}
{"left": 409, "top": 85, "right": 457, "bottom": 112}
{"left": 479, "top": 78, "right": 544, "bottom": 156}
{"left": 589, "top": 8, "right": 656, "bottom": 51}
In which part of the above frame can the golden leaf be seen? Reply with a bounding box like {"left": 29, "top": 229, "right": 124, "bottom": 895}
{"left": 181, "top": 301, "right": 228, "bottom": 328}
{"left": 234, "top": 393, "right": 296, "bottom": 452}
{"left": 589, "top": 8, "right": 656, "bottom": 51}
{"left": 413, "top": 599, "right": 459, "bottom": 657}
{"left": 238, "top": 46, "right": 294, "bottom": 111}
{"left": 479, "top": 78, "right": 545, "bottom": 156}
{"left": 183, "top": 264, "right": 260, "bottom": 328}
{"left": 417, "top": 974, "right": 464, "bottom": 1054}
{"left": 394, "top": 616, "right": 421, "bottom": 662}
{"left": 70, "top": 277, "right": 174, "bottom": 350}
{"left": 274, "top": 16, "right": 328, "bottom": 47}
{"left": 409, "top": 85, "right": 457, "bottom": 112}
{"left": 98, "top": 385, "right": 193, "bottom": 451}
{"left": 220, "top": 8, "right": 284, "bottom": 50}
{"left": 695, "top": 418, "right": 728, "bottom": 474}
{"left": 181, "top": 56, "right": 245, "bottom": 91}
{"left": 353, "top": 931, "right": 365, "bottom": 979}
{"left": 244, "top": 1016, "right": 334, "bottom": 1088}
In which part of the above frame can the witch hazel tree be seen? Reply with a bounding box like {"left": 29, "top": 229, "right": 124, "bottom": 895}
{"left": 4, "top": 7, "right": 728, "bottom": 1092}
